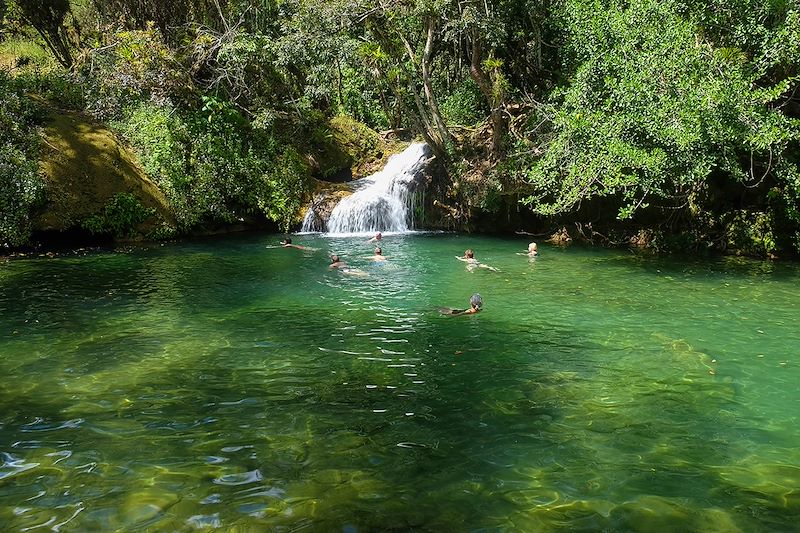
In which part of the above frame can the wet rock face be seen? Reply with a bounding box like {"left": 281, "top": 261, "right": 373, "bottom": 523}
{"left": 301, "top": 190, "right": 353, "bottom": 232}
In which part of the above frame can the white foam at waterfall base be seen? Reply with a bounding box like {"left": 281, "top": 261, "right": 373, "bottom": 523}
{"left": 304, "top": 143, "right": 430, "bottom": 235}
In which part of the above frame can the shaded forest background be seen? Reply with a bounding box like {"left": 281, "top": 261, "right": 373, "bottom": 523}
{"left": 1, "top": 0, "right": 798, "bottom": 257}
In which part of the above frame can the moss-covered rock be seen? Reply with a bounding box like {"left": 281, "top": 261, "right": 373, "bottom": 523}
{"left": 34, "top": 104, "right": 175, "bottom": 239}
{"left": 307, "top": 115, "right": 403, "bottom": 182}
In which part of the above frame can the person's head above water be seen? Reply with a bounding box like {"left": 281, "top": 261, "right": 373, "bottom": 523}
{"left": 375, "top": 232, "right": 382, "bottom": 240}
{"left": 330, "top": 254, "right": 340, "bottom": 263}
{"left": 464, "top": 249, "right": 475, "bottom": 259}
{"left": 282, "top": 237, "right": 292, "bottom": 245}
{"left": 528, "top": 242, "right": 538, "bottom": 253}
{"left": 374, "top": 247, "right": 382, "bottom": 255}
{"left": 470, "top": 293, "right": 483, "bottom": 310}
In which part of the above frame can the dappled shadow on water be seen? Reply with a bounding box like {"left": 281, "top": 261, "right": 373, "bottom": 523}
{"left": 1, "top": 235, "right": 799, "bottom": 530}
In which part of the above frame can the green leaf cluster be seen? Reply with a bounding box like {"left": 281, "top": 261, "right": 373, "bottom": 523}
{"left": 81, "top": 192, "right": 155, "bottom": 238}
{"left": 520, "top": 0, "right": 799, "bottom": 229}
{"left": 113, "top": 101, "right": 312, "bottom": 232}
{"left": 0, "top": 72, "right": 45, "bottom": 248}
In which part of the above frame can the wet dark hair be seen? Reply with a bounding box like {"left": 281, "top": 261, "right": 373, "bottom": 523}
{"left": 465, "top": 249, "right": 474, "bottom": 259}
{"left": 375, "top": 247, "right": 382, "bottom": 255}
{"left": 283, "top": 237, "right": 292, "bottom": 244}
{"left": 470, "top": 293, "right": 483, "bottom": 309}
{"left": 331, "top": 254, "right": 340, "bottom": 263}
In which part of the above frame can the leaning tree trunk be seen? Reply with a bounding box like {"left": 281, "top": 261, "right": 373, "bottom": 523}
{"left": 17, "top": 0, "right": 77, "bottom": 69}
{"left": 469, "top": 34, "right": 506, "bottom": 157}
{"left": 421, "top": 16, "right": 452, "bottom": 148}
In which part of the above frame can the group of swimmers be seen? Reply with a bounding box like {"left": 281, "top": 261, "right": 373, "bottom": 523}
{"left": 277, "top": 231, "right": 540, "bottom": 317}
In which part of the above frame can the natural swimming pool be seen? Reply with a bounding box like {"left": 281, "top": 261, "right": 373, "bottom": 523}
{"left": 1, "top": 233, "right": 799, "bottom": 531}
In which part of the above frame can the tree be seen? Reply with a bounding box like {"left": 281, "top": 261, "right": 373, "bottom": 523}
{"left": 519, "top": 0, "right": 799, "bottom": 229}
{"left": 14, "top": 0, "right": 78, "bottom": 68}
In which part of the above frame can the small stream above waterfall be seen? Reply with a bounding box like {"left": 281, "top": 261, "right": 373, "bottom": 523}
{"left": 301, "top": 143, "right": 431, "bottom": 234}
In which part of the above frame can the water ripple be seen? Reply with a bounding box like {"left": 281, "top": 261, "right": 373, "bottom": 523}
{"left": 0, "top": 452, "right": 39, "bottom": 480}
{"left": 213, "top": 469, "right": 263, "bottom": 486}
{"left": 20, "top": 419, "right": 84, "bottom": 432}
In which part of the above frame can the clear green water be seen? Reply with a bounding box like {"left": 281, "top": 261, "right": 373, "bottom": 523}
{"left": 1, "top": 233, "right": 799, "bottom": 532}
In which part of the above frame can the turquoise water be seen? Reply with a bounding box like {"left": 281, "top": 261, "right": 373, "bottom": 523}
{"left": 1, "top": 233, "right": 799, "bottom": 531}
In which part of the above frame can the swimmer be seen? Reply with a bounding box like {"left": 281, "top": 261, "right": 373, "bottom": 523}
{"left": 280, "top": 237, "right": 316, "bottom": 251}
{"left": 329, "top": 254, "right": 369, "bottom": 276}
{"left": 439, "top": 293, "right": 483, "bottom": 316}
{"left": 517, "top": 242, "right": 538, "bottom": 258}
{"left": 329, "top": 254, "right": 347, "bottom": 270}
{"left": 455, "top": 249, "right": 499, "bottom": 272}
{"left": 367, "top": 247, "right": 387, "bottom": 261}
{"left": 367, "top": 231, "right": 382, "bottom": 243}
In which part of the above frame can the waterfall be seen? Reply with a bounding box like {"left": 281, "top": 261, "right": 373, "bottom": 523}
{"left": 301, "top": 143, "right": 431, "bottom": 234}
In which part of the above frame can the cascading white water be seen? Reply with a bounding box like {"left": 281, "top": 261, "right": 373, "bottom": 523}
{"left": 301, "top": 143, "right": 430, "bottom": 234}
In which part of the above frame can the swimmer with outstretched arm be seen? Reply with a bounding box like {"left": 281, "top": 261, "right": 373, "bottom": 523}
{"left": 439, "top": 294, "right": 483, "bottom": 316}
{"left": 367, "top": 231, "right": 382, "bottom": 243}
{"left": 280, "top": 237, "right": 317, "bottom": 251}
{"left": 456, "top": 249, "right": 499, "bottom": 272}
{"left": 265, "top": 237, "right": 317, "bottom": 251}
{"left": 516, "top": 242, "right": 538, "bottom": 258}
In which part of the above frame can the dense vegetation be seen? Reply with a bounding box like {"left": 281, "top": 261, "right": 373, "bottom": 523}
{"left": 1, "top": 0, "right": 798, "bottom": 256}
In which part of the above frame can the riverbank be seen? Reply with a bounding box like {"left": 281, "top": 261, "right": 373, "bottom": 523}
{"left": 0, "top": 86, "right": 791, "bottom": 260}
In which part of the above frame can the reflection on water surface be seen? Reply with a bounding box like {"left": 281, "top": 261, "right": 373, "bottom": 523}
{"left": 1, "top": 234, "right": 799, "bottom": 531}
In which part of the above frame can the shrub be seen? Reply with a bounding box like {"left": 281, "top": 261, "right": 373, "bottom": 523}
{"left": 723, "top": 210, "right": 777, "bottom": 257}
{"left": 440, "top": 78, "right": 488, "bottom": 127}
{"left": 79, "top": 24, "right": 192, "bottom": 119}
{"left": 336, "top": 65, "right": 389, "bottom": 130}
{"left": 14, "top": 70, "right": 85, "bottom": 109}
{"left": 0, "top": 73, "right": 45, "bottom": 248}
{"left": 113, "top": 100, "right": 312, "bottom": 232}
{"left": 81, "top": 192, "right": 155, "bottom": 238}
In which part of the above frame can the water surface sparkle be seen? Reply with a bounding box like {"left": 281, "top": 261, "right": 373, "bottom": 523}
{"left": 1, "top": 233, "right": 799, "bottom": 531}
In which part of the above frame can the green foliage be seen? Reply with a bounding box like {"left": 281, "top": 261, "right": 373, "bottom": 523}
{"left": 336, "top": 65, "right": 389, "bottom": 130}
{"left": 110, "top": 102, "right": 188, "bottom": 212}
{"left": 113, "top": 101, "right": 312, "bottom": 231}
{"left": 81, "top": 192, "right": 154, "bottom": 237}
{"left": 723, "top": 210, "right": 777, "bottom": 257}
{"left": 0, "top": 36, "right": 56, "bottom": 69}
{"left": 3, "top": 0, "right": 798, "bottom": 255}
{"left": 257, "top": 146, "right": 311, "bottom": 230}
{"left": 521, "top": 0, "right": 800, "bottom": 223}
{"left": 0, "top": 72, "right": 45, "bottom": 247}
{"left": 14, "top": 69, "right": 84, "bottom": 109}
{"left": 440, "top": 78, "right": 487, "bottom": 126}
{"left": 80, "top": 24, "right": 191, "bottom": 118}
{"left": 13, "top": 0, "right": 75, "bottom": 67}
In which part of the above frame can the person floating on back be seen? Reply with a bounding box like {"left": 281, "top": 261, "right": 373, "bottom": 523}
{"left": 456, "top": 249, "right": 499, "bottom": 272}
{"left": 329, "top": 254, "right": 368, "bottom": 276}
{"left": 280, "top": 237, "right": 316, "bottom": 251}
{"left": 439, "top": 293, "right": 483, "bottom": 316}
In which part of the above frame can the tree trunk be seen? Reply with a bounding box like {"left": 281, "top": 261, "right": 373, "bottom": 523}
{"left": 469, "top": 34, "right": 505, "bottom": 157}
{"left": 390, "top": 83, "right": 447, "bottom": 161}
{"left": 421, "top": 16, "right": 451, "bottom": 147}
